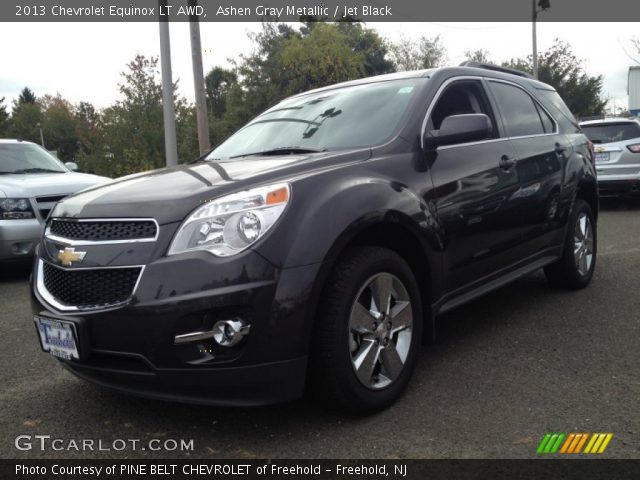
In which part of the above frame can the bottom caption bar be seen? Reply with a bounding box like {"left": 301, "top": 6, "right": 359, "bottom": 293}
{"left": 5, "top": 459, "right": 640, "bottom": 480}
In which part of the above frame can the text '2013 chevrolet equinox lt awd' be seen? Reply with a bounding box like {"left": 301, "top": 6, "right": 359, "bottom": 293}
{"left": 31, "top": 63, "right": 598, "bottom": 412}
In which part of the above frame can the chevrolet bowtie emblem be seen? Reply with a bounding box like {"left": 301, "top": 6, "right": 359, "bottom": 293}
{"left": 57, "top": 247, "right": 86, "bottom": 267}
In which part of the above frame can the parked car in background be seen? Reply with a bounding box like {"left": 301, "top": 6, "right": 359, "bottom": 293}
{"left": 580, "top": 117, "right": 640, "bottom": 196}
{"left": 0, "top": 139, "right": 110, "bottom": 262}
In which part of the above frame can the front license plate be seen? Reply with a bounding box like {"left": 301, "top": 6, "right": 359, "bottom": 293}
{"left": 595, "top": 152, "right": 610, "bottom": 163}
{"left": 34, "top": 316, "right": 79, "bottom": 360}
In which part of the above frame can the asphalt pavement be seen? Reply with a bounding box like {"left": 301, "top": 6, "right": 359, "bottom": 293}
{"left": 1, "top": 198, "right": 638, "bottom": 459}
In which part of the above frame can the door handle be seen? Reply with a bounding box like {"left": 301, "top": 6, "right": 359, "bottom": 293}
{"left": 499, "top": 155, "right": 515, "bottom": 170}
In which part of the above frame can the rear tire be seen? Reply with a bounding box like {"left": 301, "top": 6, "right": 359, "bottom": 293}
{"left": 544, "top": 199, "right": 596, "bottom": 289}
{"left": 310, "top": 247, "right": 423, "bottom": 413}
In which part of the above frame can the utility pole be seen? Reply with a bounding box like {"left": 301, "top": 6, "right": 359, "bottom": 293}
{"left": 532, "top": 0, "right": 550, "bottom": 80}
{"left": 158, "top": 0, "right": 178, "bottom": 167}
{"left": 189, "top": 0, "right": 211, "bottom": 154}
{"left": 36, "top": 122, "right": 45, "bottom": 147}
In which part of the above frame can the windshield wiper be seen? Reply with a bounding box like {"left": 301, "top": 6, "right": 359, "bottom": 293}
{"left": 230, "top": 147, "right": 326, "bottom": 159}
{"left": 10, "top": 168, "right": 65, "bottom": 174}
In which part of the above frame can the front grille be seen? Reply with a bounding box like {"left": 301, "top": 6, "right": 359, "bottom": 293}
{"left": 49, "top": 219, "right": 157, "bottom": 241}
{"left": 42, "top": 262, "right": 141, "bottom": 308}
{"left": 36, "top": 195, "right": 67, "bottom": 222}
{"left": 36, "top": 195, "right": 67, "bottom": 204}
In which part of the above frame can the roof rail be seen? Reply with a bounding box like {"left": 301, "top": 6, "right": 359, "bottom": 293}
{"left": 459, "top": 61, "right": 535, "bottom": 79}
{"left": 578, "top": 114, "right": 605, "bottom": 122}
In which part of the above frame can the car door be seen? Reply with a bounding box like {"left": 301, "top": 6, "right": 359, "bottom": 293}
{"left": 425, "top": 78, "right": 523, "bottom": 294}
{"left": 486, "top": 80, "right": 565, "bottom": 257}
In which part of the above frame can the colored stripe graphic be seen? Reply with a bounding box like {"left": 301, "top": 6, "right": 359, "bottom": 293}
{"left": 567, "top": 433, "right": 584, "bottom": 453}
{"left": 560, "top": 433, "right": 575, "bottom": 453}
{"left": 540, "top": 433, "right": 613, "bottom": 454}
{"left": 584, "top": 433, "right": 613, "bottom": 454}
{"left": 537, "top": 434, "right": 552, "bottom": 454}
{"left": 537, "top": 433, "right": 565, "bottom": 454}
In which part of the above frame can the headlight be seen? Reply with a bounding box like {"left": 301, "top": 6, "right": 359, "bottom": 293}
{"left": 168, "top": 183, "right": 290, "bottom": 257}
{"left": 0, "top": 198, "right": 34, "bottom": 220}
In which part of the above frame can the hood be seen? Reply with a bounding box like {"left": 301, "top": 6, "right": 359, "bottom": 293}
{"left": 52, "top": 150, "right": 370, "bottom": 224}
{"left": 0, "top": 171, "right": 110, "bottom": 199}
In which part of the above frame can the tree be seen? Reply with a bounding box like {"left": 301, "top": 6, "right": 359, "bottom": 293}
{"left": 39, "top": 94, "right": 80, "bottom": 161}
{"left": 205, "top": 67, "right": 238, "bottom": 117}
{"left": 334, "top": 20, "right": 395, "bottom": 76}
{"left": 464, "top": 49, "right": 492, "bottom": 63}
{"left": 0, "top": 97, "right": 10, "bottom": 137}
{"left": 389, "top": 35, "right": 447, "bottom": 71}
{"left": 8, "top": 102, "right": 42, "bottom": 143}
{"left": 278, "top": 23, "right": 366, "bottom": 95}
{"left": 15, "top": 87, "right": 36, "bottom": 108}
{"left": 99, "top": 55, "right": 165, "bottom": 175}
{"left": 503, "top": 40, "right": 607, "bottom": 118}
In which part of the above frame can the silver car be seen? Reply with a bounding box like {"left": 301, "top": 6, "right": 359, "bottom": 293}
{"left": 580, "top": 117, "right": 640, "bottom": 196}
{"left": 0, "top": 139, "right": 109, "bottom": 262}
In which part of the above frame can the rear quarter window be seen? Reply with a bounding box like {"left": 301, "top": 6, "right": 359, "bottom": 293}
{"left": 536, "top": 89, "right": 580, "bottom": 132}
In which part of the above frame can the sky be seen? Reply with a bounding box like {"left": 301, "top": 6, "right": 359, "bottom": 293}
{"left": 0, "top": 22, "right": 639, "bottom": 112}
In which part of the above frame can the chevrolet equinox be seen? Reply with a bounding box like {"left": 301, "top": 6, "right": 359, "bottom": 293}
{"left": 31, "top": 63, "right": 598, "bottom": 412}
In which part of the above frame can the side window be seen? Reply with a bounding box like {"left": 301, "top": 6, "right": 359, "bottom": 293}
{"left": 428, "top": 80, "right": 498, "bottom": 138}
{"left": 536, "top": 103, "right": 556, "bottom": 133}
{"left": 488, "top": 81, "right": 545, "bottom": 137}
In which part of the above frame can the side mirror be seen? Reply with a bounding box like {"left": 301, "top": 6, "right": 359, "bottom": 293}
{"left": 65, "top": 162, "right": 78, "bottom": 171}
{"left": 424, "top": 113, "right": 492, "bottom": 149}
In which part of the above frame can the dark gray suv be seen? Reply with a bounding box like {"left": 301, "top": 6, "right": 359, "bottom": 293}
{"left": 31, "top": 63, "right": 597, "bottom": 412}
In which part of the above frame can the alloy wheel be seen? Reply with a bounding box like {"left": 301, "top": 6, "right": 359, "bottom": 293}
{"left": 573, "top": 212, "right": 594, "bottom": 276}
{"left": 348, "top": 273, "right": 413, "bottom": 390}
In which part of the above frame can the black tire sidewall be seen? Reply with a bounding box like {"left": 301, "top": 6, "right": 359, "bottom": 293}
{"left": 315, "top": 248, "right": 423, "bottom": 412}
{"left": 565, "top": 199, "right": 597, "bottom": 287}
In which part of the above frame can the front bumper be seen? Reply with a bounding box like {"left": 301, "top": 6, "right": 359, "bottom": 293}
{"left": 31, "top": 249, "right": 322, "bottom": 406}
{"left": 0, "top": 218, "right": 42, "bottom": 261}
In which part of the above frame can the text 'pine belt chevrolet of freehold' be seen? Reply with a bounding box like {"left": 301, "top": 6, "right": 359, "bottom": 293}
{"left": 31, "top": 62, "right": 598, "bottom": 412}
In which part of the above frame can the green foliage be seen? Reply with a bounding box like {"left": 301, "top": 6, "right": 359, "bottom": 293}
{"left": 205, "top": 67, "right": 238, "bottom": 117}
{"left": 15, "top": 87, "right": 36, "bottom": 109}
{"left": 39, "top": 95, "right": 80, "bottom": 161}
{"left": 503, "top": 40, "right": 607, "bottom": 118}
{"left": 464, "top": 49, "right": 492, "bottom": 63}
{"left": 0, "top": 97, "right": 10, "bottom": 137}
{"left": 279, "top": 23, "right": 365, "bottom": 94}
{"left": 8, "top": 102, "right": 42, "bottom": 143}
{"left": 389, "top": 35, "right": 446, "bottom": 71}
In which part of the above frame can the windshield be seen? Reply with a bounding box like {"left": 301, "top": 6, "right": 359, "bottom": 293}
{"left": 581, "top": 122, "right": 640, "bottom": 144}
{"left": 0, "top": 143, "right": 67, "bottom": 174}
{"left": 207, "top": 78, "right": 425, "bottom": 159}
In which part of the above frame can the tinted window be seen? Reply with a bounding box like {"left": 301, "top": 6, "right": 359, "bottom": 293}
{"left": 536, "top": 104, "right": 556, "bottom": 133}
{"left": 489, "top": 82, "right": 545, "bottom": 137}
{"left": 429, "top": 80, "right": 497, "bottom": 137}
{"left": 208, "top": 78, "right": 425, "bottom": 159}
{"left": 581, "top": 122, "right": 640, "bottom": 144}
{"left": 536, "top": 89, "right": 579, "bottom": 129}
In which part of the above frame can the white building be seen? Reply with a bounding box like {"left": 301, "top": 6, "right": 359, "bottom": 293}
{"left": 630, "top": 66, "right": 640, "bottom": 117}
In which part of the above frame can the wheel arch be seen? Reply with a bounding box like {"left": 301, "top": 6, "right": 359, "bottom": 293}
{"left": 575, "top": 179, "right": 599, "bottom": 220}
{"left": 304, "top": 213, "right": 439, "bottom": 348}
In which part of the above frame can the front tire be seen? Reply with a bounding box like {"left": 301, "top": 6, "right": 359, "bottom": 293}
{"left": 310, "top": 247, "right": 423, "bottom": 413}
{"left": 544, "top": 199, "right": 597, "bottom": 289}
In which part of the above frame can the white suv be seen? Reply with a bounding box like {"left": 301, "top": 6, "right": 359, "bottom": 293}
{"left": 580, "top": 117, "right": 640, "bottom": 196}
{"left": 0, "top": 139, "right": 109, "bottom": 262}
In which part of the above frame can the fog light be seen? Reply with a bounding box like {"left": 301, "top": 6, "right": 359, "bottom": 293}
{"left": 212, "top": 319, "right": 250, "bottom": 347}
